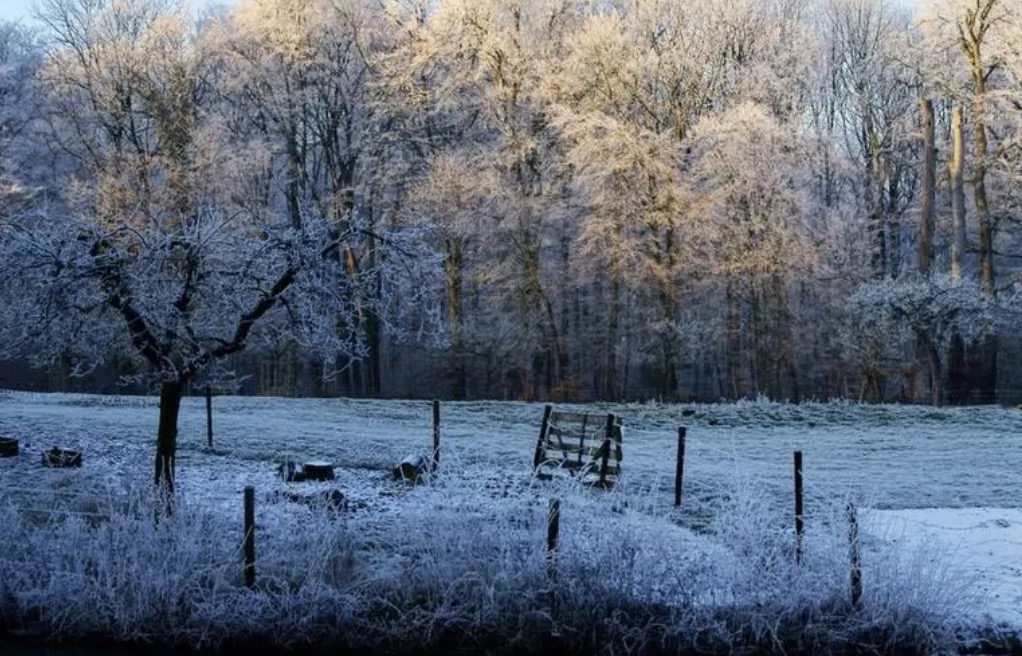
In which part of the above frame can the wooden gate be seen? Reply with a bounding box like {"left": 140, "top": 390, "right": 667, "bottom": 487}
{"left": 532, "top": 405, "right": 623, "bottom": 488}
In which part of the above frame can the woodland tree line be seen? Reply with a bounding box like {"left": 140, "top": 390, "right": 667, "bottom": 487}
{"left": 1, "top": 0, "right": 1022, "bottom": 407}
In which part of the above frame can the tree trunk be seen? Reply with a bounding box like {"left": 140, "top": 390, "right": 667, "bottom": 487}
{"left": 949, "top": 105, "right": 966, "bottom": 281}
{"left": 924, "top": 337, "right": 943, "bottom": 407}
{"left": 947, "top": 104, "right": 968, "bottom": 405}
{"left": 973, "top": 87, "right": 994, "bottom": 298}
{"left": 972, "top": 64, "right": 997, "bottom": 403}
{"left": 958, "top": 0, "right": 998, "bottom": 403}
{"left": 918, "top": 98, "right": 936, "bottom": 274}
{"left": 604, "top": 277, "right": 620, "bottom": 400}
{"left": 726, "top": 280, "right": 741, "bottom": 399}
{"left": 155, "top": 381, "right": 184, "bottom": 494}
{"left": 445, "top": 238, "right": 467, "bottom": 399}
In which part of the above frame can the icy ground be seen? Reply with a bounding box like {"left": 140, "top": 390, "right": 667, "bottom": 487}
{"left": 0, "top": 390, "right": 1020, "bottom": 632}
{"left": 863, "top": 507, "right": 1022, "bottom": 629}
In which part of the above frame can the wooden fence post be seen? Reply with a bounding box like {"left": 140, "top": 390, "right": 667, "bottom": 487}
{"left": 794, "top": 450, "right": 804, "bottom": 565}
{"left": 432, "top": 400, "right": 440, "bottom": 472}
{"left": 244, "top": 486, "right": 255, "bottom": 588}
{"left": 598, "top": 413, "right": 614, "bottom": 487}
{"left": 674, "top": 426, "right": 686, "bottom": 507}
{"left": 533, "top": 404, "right": 553, "bottom": 469}
{"left": 205, "top": 386, "right": 213, "bottom": 449}
{"left": 547, "top": 497, "right": 561, "bottom": 626}
{"left": 849, "top": 503, "right": 863, "bottom": 610}
{"left": 547, "top": 498, "right": 560, "bottom": 554}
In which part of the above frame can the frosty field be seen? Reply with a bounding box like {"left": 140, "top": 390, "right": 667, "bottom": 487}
{"left": 0, "top": 390, "right": 1020, "bottom": 654}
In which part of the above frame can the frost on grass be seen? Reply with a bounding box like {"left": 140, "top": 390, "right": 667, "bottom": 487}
{"left": 0, "top": 393, "right": 1016, "bottom": 654}
{"left": 0, "top": 468, "right": 983, "bottom": 655}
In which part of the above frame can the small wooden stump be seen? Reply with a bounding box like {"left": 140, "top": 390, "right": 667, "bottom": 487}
{"left": 392, "top": 454, "right": 429, "bottom": 483}
{"left": 42, "top": 447, "right": 81, "bottom": 468}
{"left": 0, "top": 436, "right": 18, "bottom": 458}
{"left": 304, "top": 461, "right": 335, "bottom": 482}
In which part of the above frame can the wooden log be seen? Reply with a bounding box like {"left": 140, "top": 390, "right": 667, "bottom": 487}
{"left": 41, "top": 447, "right": 81, "bottom": 468}
{"left": 0, "top": 436, "right": 18, "bottom": 458}
{"left": 392, "top": 454, "right": 429, "bottom": 483}
{"left": 303, "top": 461, "right": 335, "bottom": 482}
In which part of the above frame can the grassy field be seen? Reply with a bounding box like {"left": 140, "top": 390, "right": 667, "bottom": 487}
{"left": 0, "top": 391, "right": 1020, "bottom": 655}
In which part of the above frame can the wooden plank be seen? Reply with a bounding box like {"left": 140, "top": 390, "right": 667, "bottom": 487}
{"left": 540, "top": 442, "right": 622, "bottom": 461}
{"left": 548, "top": 411, "right": 601, "bottom": 425}
{"left": 543, "top": 425, "right": 621, "bottom": 439}
{"left": 547, "top": 425, "right": 605, "bottom": 440}
{"left": 541, "top": 440, "right": 606, "bottom": 457}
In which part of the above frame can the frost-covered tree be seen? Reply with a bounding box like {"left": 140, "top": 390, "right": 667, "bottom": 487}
{"left": 0, "top": 0, "right": 440, "bottom": 493}
{"left": 385, "top": 0, "right": 579, "bottom": 399}
{"left": 848, "top": 274, "right": 995, "bottom": 405}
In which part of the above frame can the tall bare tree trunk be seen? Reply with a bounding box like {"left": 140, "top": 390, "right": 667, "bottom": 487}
{"left": 959, "top": 0, "right": 999, "bottom": 403}
{"left": 973, "top": 90, "right": 998, "bottom": 403}
{"left": 726, "top": 280, "right": 741, "bottom": 399}
{"left": 924, "top": 337, "right": 943, "bottom": 407}
{"left": 948, "top": 104, "right": 968, "bottom": 404}
{"left": 918, "top": 98, "right": 936, "bottom": 273}
{"left": 949, "top": 106, "right": 967, "bottom": 281}
{"left": 445, "top": 238, "right": 467, "bottom": 399}
{"left": 604, "top": 277, "right": 620, "bottom": 400}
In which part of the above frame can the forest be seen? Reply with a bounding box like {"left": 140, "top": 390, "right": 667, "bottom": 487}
{"left": 0, "top": 0, "right": 1021, "bottom": 406}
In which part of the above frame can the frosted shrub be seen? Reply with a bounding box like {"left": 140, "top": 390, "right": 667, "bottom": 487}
{"left": 0, "top": 467, "right": 979, "bottom": 655}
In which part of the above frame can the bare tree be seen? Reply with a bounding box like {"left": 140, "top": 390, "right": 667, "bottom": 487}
{"left": 2, "top": 0, "right": 439, "bottom": 495}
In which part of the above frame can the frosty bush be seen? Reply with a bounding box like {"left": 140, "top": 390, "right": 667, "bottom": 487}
{"left": 0, "top": 467, "right": 981, "bottom": 655}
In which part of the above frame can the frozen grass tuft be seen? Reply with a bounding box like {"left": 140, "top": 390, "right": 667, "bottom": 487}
{"left": 0, "top": 458, "right": 984, "bottom": 656}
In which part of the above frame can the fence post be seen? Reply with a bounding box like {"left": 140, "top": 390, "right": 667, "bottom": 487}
{"left": 432, "top": 400, "right": 441, "bottom": 472}
{"left": 547, "top": 498, "right": 560, "bottom": 554}
{"left": 794, "top": 450, "right": 804, "bottom": 565}
{"left": 205, "top": 386, "right": 213, "bottom": 449}
{"left": 599, "top": 413, "right": 614, "bottom": 487}
{"left": 674, "top": 426, "right": 686, "bottom": 507}
{"left": 849, "top": 503, "right": 863, "bottom": 610}
{"left": 533, "top": 404, "right": 553, "bottom": 469}
{"left": 244, "top": 486, "right": 255, "bottom": 588}
{"left": 546, "top": 498, "right": 561, "bottom": 628}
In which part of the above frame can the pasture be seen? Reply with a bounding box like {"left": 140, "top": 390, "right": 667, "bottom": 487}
{"left": 0, "top": 391, "right": 1020, "bottom": 655}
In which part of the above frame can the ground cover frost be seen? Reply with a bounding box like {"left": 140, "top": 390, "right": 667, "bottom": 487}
{"left": 0, "top": 390, "right": 1019, "bottom": 654}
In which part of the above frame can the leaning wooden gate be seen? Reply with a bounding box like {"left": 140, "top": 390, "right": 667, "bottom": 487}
{"left": 532, "top": 405, "right": 623, "bottom": 488}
